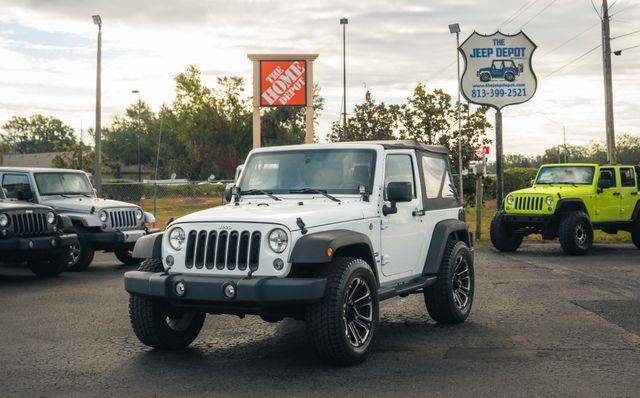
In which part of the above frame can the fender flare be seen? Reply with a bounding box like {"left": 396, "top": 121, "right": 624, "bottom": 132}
{"left": 132, "top": 232, "right": 164, "bottom": 259}
{"left": 56, "top": 214, "right": 73, "bottom": 229}
{"left": 631, "top": 199, "right": 640, "bottom": 222}
{"left": 422, "top": 219, "right": 471, "bottom": 275}
{"left": 289, "top": 229, "right": 375, "bottom": 265}
{"left": 555, "top": 199, "right": 589, "bottom": 217}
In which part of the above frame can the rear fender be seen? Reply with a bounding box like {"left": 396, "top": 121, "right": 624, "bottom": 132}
{"left": 422, "top": 219, "right": 472, "bottom": 275}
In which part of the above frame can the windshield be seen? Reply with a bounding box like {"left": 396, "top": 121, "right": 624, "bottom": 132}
{"left": 239, "top": 149, "right": 376, "bottom": 194}
{"left": 34, "top": 172, "right": 94, "bottom": 195}
{"left": 535, "top": 166, "right": 595, "bottom": 185}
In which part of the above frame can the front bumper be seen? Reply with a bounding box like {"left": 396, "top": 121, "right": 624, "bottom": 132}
{"left": 0, "top": 232, "right": 78, "bottom": 253}
{"left": 84, "top": 228, "right": 160, "bottom": 250}
{"left": 124, "top": 271, "right": 327, "bottom": 305}
{"left": 503, "top": 214, "right": 553, "bottom": 225}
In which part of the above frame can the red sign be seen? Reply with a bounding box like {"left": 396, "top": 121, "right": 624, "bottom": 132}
{"left": 260, "top": 60, "right": 307, "bottom": 107}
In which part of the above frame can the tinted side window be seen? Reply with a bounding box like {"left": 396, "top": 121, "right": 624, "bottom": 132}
{"left": 421, "top": 156, "right": 455, "bottom": 198}
{"left": 384, "top": 155, "right": 415, "bottom": 197}
{"left": 619, "top": 168, "right": 635, "bottom": 187}
{"left": 599, "top": 169, "right": 616, "bottom": 187}
{"left": 2, "top": 174, "right": 33, "bottom": 199}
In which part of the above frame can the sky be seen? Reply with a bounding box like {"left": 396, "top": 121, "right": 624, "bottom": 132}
{"left": 0, "top": 0, "right": 639, "bottom": 156}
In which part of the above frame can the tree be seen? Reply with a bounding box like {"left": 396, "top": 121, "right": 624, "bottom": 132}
{"left": 329, "top": 91, "right": 399, "bottom": 142}
{"left": 1, "top": 114, "right": 77, "bottom": 153}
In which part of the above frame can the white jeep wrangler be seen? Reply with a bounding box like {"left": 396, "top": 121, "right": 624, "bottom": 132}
{"left": 125, "top": 141, "right": 474, "bottom": 365}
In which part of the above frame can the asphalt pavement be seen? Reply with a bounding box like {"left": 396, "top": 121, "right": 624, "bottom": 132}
{"left": 1, "top": 243, "right": 639, "bottom": 397}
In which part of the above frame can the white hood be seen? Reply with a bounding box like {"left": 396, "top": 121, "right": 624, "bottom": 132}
{"left": 44, "top": 197, "right": 139, "bottom": 213}
{"left": 174, "top": 198, "right": 368, "bottom": 231}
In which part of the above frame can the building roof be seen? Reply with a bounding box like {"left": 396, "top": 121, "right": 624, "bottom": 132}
{"left": 347, "top": 140, "right": 449, "bottom": 154}
{"left": 0, "top": 166, "right": 85, "bottom": 173}
{"left": 1, "top": 152, "right": 70, "bottom": 168}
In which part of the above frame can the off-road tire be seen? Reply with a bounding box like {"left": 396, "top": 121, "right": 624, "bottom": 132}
{"left": 630, "top": 223, "right": 640, "bottom": 249}
{"left": 115, "top": 248, "right": 142, "bottom": 266}
{"left": 305, "top": 257, "right": 379, "bottom": 366}
{"left": 480, "top": 72, "right": 491, "bottom": 82}
{"left": 490, "top": 210, "right": 523, "bottom": 252}
{"left": 66, "top": 230, "right": 95, "bottom": 272}
{"left": 129, "top": 259, "right": 205, "bottom": 350}
{"left": 27, "top": 247, "right": 71, "bottom": 277}
{"left": 558, "top": 211, "right": 593, "bottom": 255}
{"left": 504, "top": 72, "right": 515, "bottom": 82}
{"left": 424, "top": 240, "right": 474, "bottom": 324}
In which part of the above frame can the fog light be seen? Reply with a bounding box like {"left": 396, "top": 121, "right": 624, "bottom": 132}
{"left": 223, "top": 283, "right": 236, "bottom": 299}
{"left": 51, "top": 239, "right": 57, "bottom": 247}
{"left": 29, "top": 241, "right": 34, "bottom": 248}
{"left": 165, "top": 255, "right": 174, "bottom": 267}
{"left": 273, "top": 258, "right": 284, "bottom": 270}
{"left": 175, "top": 281, "right": 186, "bottom": 296}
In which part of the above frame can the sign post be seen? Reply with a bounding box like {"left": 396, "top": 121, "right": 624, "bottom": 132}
{"left": 248, "top": 54, "right": 318, "bottom": 148}
{"left": 459, "top": 31, "right": 537, "bottom": 210}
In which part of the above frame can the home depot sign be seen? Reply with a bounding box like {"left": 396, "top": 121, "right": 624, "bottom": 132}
{"left": 248, "top": 53, "right": 318, "bottom": 148}
{"left": 260, "top": 60, "right": 306, "bottom": 106}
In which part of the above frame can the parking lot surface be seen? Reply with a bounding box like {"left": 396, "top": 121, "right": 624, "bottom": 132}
{"left": 1, "top": 243, "right": 639, "bottom": 397}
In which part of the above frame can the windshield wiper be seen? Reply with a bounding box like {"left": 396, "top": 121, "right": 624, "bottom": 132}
{"left": 289, "top": 188, "right": 341, "bottom": 203}
{"left": 240, "top": 189, "right": 281, "bottom": 201}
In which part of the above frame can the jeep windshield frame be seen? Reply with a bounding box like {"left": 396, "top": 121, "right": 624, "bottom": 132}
{"left": 535, "top": 165, "right": 596, "bottom": 185}
{"left": 34, "top": 172, "right": 95, "bottom": 196}
{"left": 238, "top": 148, "right": 377, "bottom": 195}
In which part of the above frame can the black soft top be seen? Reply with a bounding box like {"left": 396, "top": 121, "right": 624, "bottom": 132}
{"left": 348, "top": 140, "right": 449, "bottom": 155}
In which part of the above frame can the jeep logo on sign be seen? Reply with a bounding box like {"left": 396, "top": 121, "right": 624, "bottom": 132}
{"left": 260, "top": 60, "right": 307, "bottom": 107}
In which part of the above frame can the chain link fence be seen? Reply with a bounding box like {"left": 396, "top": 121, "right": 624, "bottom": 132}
{"left": 101, "top": 181, "right": 227, "bottom": 229}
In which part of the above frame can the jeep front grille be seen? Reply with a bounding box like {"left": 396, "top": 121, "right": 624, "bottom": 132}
{"left": 184, "top": 229, "right": 261, "bottom": 271}
{"left": 514, "top": 196, "right": 544, "bottom": 211}
{"left": 11, "top": 212, "right": 50, "bottom": 236}
{"left": 108, "top": 209, "right": 138, "bottom": 230}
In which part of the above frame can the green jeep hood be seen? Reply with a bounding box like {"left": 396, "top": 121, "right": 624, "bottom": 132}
{"left": 510, "top": 184, "right": 593, "bottom": 198}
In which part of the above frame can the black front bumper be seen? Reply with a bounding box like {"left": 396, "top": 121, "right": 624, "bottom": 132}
{"left": 504, "top": 214, "right": 553, "bottom": 225}
{"left": 124, "top": 271, "right": 327, "bottom": 305}
{"left": 0, "top": 232, "right": 78, "bottom": 253}
{"left": 83, "top": 228, "right": 160, "bottom": 250}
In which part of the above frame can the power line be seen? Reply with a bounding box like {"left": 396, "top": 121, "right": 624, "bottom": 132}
{"left": 611, "top": 2, "right": 639, "bottom": 16}
{"left": 500, "top": 0, "right": 539, "bottom": 28}
{"left": 611, "top": 28, "right": 640, "bottom": 39}
{"left": 519, "top": 0, "right": 560, "bottom": 29}
{"left": 538, "top": 22, "right": 600, "bottom": 60}
{"left": 543, "top": 43, "right": 601, "bottom": 78}
{"left": 614, "top": 42, "right": 640, "bottom": 53}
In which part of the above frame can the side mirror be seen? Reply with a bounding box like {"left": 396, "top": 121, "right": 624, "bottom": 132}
{"left": 383, "top": 182, "right": 413, "bottom": 216}
{"left": 530, "top": 179, "right": 535, "bottom": 187}
{"left": 224, "top": 183, "right": 235, "bottom": 202}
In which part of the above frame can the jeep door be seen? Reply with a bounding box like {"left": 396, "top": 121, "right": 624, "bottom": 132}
{"left": 618, "top": 167, "right": 638, "bottom": 220}
{"left": 595, "top": 167, "right": 620, "bottom": 222}
{"left": 380, "top": 151, "right": 424, "bottom": 277}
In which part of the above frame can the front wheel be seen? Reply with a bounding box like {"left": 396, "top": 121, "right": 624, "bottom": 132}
{"left": 424, "top": 240, "right": 475, "bottom": 324}
{"left": 129, "top": 259, "right": 205, "bottom": 349}
{"left": 66, "top": 232, "right": 94, "bottom": 271}
{"left": 115, "top": 248, "right": 142, "bottom": 266}
{"left": 306, "top": 257, "right": 379, "bottom": 366}
{"left": 490, "top": 210, "right": 523, "bottom": 252}
{"left": 504, "top": 72, "right": 515, "bottom": 82}
{"left": 558, "top": 211, "right": 593, "bottom": 255}
{"left": 28, "top": 248, "right": 71, "bottom": 277}
{"left": 632, "top": 224, "right": 640, "bottom": 249}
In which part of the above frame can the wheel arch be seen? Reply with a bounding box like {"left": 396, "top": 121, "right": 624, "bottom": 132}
{"left": 555, "top": 199, "right": 589, "bottom": 218}
{"left": 423, "top": 219, "right": 472, "bottom": 275}
{"left": 289, "top": 229, "right": 378, "bottom": 283}
{"left": 132, "top": 232, "right": 164, "bottom": 259}
{"left": 631, "top": 199, "right": 640, "bottom": 221}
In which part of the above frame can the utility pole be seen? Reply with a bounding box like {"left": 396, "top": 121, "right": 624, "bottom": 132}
{"left": 79, "top": 121, "right": 83, "bottom": 170}
{"left": 601, "top": 0, "right": 616, "bottom": 164}
{"left": 563, "top": 126, "right": 567, "bottom": 163}
{"left": 92, "top": 15, "right": 102, "bottom": 195}
{"left": 132, "top": 89, "right": 142, "bottom": 182}
{"left": 449, "top": 23, "right": 464, "bottom": 201}
{"left": 340, "top": 18, "right": 348, "bottom": 134}
{"left": 495, "top": 110, "right": 504, "bottom": 210}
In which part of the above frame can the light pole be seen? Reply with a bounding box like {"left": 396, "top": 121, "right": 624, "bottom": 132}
{"left": 132, "top": 89, "right": 142, "bottom": 182}
{"left": 340, "top": 17, "right": 348, "bottom": 134}
{"left": 92, "top": 14, "right": 102, "bottom": 195}
{"left": 449, "top": 23, "right": 463, "bottom": 202}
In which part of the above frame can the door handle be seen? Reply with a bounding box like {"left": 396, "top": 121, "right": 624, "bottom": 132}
{"left": 412, "top": 209, "right": 425, "bottom": 217}
{"left": 631, "top": 192, "right": 638, "bottom": 196}
{"left": 613, "top": 192, "right": 620, "bottom": 196}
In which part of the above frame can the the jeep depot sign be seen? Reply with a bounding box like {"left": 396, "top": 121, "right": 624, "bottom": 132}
{"left": 260, "top": 60, "right": 307, "bottom": 107}
{"left": 459, "top": 31, "right": 537, "bottom": 110}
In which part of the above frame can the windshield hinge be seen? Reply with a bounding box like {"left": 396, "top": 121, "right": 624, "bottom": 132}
{"left": 296, "top": 217, "right": 308, "bottom": 235}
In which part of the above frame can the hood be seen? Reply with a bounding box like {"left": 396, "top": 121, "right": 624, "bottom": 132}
{"left": 511, "top": 184, "right": 593, "bottom": 198}
{"left": 44, "top": 197, "right": 139, "bottom": 213}
{"left": 173, "top": 199, "right": 367, "bottom": 231}
{"left": 0, "top": 200, "right": 52, "bottom": 212}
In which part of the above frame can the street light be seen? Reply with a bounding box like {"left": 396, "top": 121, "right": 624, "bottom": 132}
{"left": 93, "top": 15, "right": 103, "bottom": 196}
{"left": 448, "top": 22, "right": 464, "bottom": 202}
{"left": 132, "top": 90, "right": 142, "bottom": 182}
{"left": 340, "top": 17, "right": 348, "bottom": 134}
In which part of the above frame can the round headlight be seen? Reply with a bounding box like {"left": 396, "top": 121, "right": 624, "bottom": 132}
{"left": 168, "top": 227, "right": 186, "bottom": 251}
{"left": 46, "top": 211, "right": 56, "bottom": 224}
{"left": 0, "top": 214, "right": 8, "bottom": 227}
{"left": 507, "top": 195, "right": 514, "bottom": 204}
{"left": 135, "top": 209, "right": 143, "bottom": 220}
{"left": 268, "top": 228, "right": 288, "bottom": 253}
{"left": 546, "top": 196, "right": 554, "bottom": 206}
{"left": 99, "top": 210, "right": 108, "bottom": 223}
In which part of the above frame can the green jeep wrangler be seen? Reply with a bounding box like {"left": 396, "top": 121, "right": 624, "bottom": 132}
{"left": 491, "top": 163, "right": 640, "bottom": 255}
